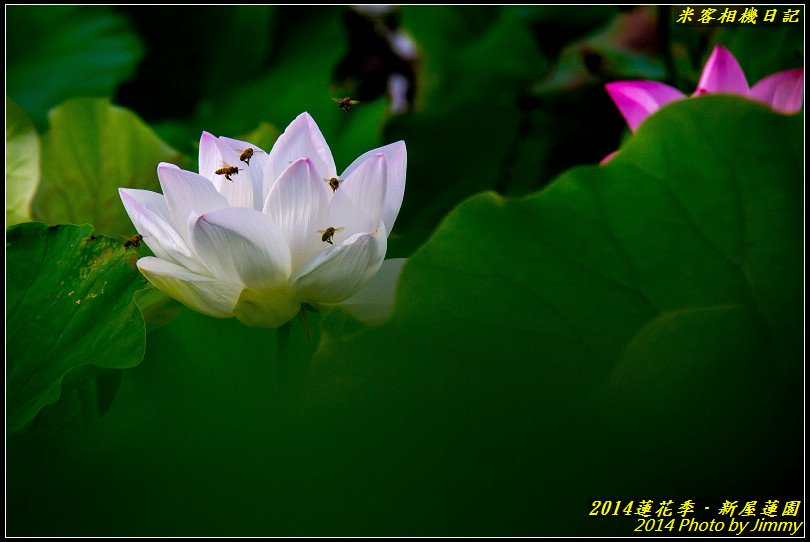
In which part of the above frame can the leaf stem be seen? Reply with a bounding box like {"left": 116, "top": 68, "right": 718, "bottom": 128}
{"left": 275, "top": 319, "right": 292, "bottom": 388}
{"left": 298, "top": 305, "right": 312, "bottom": 342}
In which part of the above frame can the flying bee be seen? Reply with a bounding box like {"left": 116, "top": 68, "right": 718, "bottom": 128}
{"left": 323, "top": 177, "right": 343, "bottom": 192}
{"left": 239, "top": 148, "right": 254, "bottom": 166}
{"left": 215, "top": 164, "right": 241, "bottom": 182}
{"left": 239, "top": 147, "right": 264, "bottom": 166}
{"left": 318, "top": 226, "right": 344, "bottom": 245}
{"left": 124, "top": 234, "right": 143, "bottom": 248}
{"left": 333, "top": 96, "right": 359, "bottom": 113}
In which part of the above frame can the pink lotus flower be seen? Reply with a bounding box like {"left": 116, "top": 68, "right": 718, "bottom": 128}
{"left": 606, "top": 45, "right": 804, "bottom": 133}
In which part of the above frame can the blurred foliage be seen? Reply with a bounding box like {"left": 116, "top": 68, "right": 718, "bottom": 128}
{"left": 5, "top": 5, "right": 805, "bottom": 536}
{"left": 534, "top": 6, "right": 666, "bottom": 93}
{"left": 113, "top": 6, "right": 387, "bottom": 173}
{"left": 7, "top": 5, "right": 803, "bottom": 246}
{"left": 6, "top": 6, "right": 144, "bottom": 128}
{"left": 31, "top": 98, "right": 183, "bottom": 238}
{"left": 7, "top": 97, "right": 802, "bottom": 535}
{"left": 5, "top": 97, "right": 40, "bottom": 226}
{"left": 388, "top": 7, "right": 547, "bottom": 236}
{"left": 6, "top": 223, "right": 147, "bottom": 433}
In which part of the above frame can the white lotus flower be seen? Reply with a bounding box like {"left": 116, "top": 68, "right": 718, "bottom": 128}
{"left": 120, "top": 112, "right": 406, "bottom": 328}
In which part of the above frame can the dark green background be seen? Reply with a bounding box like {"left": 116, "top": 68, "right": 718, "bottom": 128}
{"left": 6, "top": 6, "right": 804, "bottom": 536}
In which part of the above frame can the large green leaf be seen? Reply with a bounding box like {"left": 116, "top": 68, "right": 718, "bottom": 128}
{"left": 5, "top": 97, "right": 40, "bottom": 226}
{"left": 31, "top": 98, "right": 182, "bottom": 237}
{"left": 5, "top": 97, "right": 802, "bottom": 535}
{"left": 7, "top": 223, "right": 147, "bottom": 433}
{"left": 299, "top": 96, "right": 803, "bottom": 532}
{"left": 6, "top": 6, "right": 144, "bottom": 128}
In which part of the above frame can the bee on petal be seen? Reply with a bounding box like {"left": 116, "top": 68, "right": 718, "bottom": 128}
{"left": 333, "top": 96, "right": 359, "bottom": 113}
{"left": 323, "top": 177, "right": 343, "bottom": 192}
{"left": 215, "top": 164, "right": 241, "bottom": 182}
{"left": 318, "top": 226, "right": 344, "bottom": 245}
